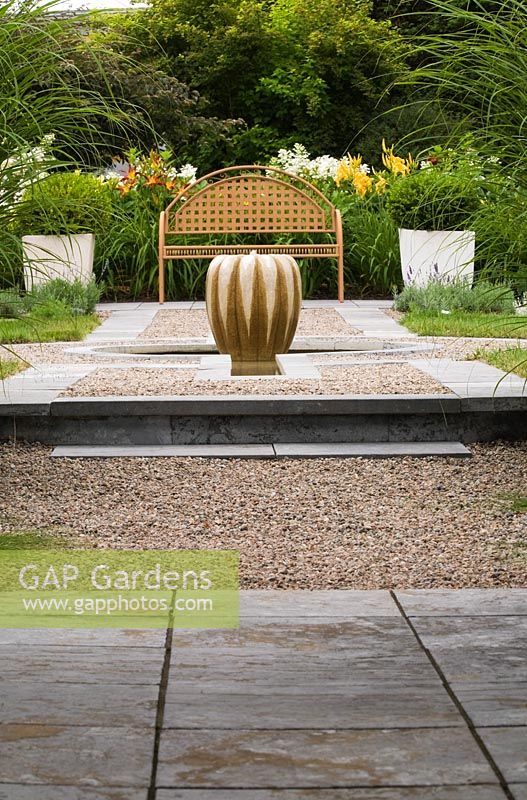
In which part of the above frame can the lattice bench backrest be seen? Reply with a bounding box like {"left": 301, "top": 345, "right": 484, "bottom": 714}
{"left": 164, "top": 166, "right": 337, "bottom": 236}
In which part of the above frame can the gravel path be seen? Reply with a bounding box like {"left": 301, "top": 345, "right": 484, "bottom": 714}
{"left": 139, "top": 308, "right": 359, "bottom": 339}
{"left": 1, "top": 442, "right": 525, "bottom": 588}
{"left": 62, "top": 363, "right": 450, "bottom": 397}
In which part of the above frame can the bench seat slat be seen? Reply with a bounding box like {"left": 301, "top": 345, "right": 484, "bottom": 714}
{"left": 163, "top": 244, "right": 339, "bottom": 258}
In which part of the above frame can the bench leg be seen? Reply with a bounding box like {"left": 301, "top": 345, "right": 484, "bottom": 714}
{"left": 337, "top": 251, "right": 344, "bottom": 303}
{"left": 159, "top": 258, "right": 165, "bottom": 304}
{"left": 158, "top": 210, "right": 165, "bottom": 304}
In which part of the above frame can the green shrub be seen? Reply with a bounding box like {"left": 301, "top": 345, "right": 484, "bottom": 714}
{"left": 15, "top": 172, "right": 113, "bottom": 237}
{"left": 386, "top": 168, "right": 481, "bottom": 231}
{"left": 0, "top": 291, "right": 24, "bottom": 319}
{"left": 335, "top": 194, "right": 401, "bottom": 295}
{"left": 23, "top": 278, "right": 101, "bottom": 316}
{"left": 394, "top": 280, "right": 516, "bottom": 314}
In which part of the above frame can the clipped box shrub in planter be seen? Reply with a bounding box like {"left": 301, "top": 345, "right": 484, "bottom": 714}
{"left": 386, "top": 169, "right": 481, "bottom": 288}
{"left": 16, "top": 172, "right": 112, "bottom": 290}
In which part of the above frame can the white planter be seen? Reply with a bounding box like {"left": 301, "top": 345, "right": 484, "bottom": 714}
{"left": 399, "top": 228, "right": 475, "bottom": 288}
{"left": 22, "top": 234, "right": 95, "bottom": 291}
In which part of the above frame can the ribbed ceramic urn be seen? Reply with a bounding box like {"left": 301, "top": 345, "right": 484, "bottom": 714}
{"left": 206, "top": 251, "right": 302, "bottom": 371}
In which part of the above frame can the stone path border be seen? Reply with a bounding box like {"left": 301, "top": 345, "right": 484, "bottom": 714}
{"left": 0, "top": 589, "right": 525, "bottom": 798}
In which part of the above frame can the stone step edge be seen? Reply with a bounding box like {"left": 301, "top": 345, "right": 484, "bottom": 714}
{"left": 50, "top": 442, "right": 471, "bottom": 459}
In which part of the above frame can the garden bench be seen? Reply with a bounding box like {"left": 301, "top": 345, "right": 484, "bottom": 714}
{"left": 158, "top": 165, "right": 344, "bottom": 303}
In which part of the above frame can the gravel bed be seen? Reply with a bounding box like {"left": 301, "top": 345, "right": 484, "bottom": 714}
{"left": 312, "top": 336, "right": 522, "bottom": 364}
{"left": 0, "top": 441, "right": 525, "bottom": 588}
{"left": 62, "top": 363, "right": 450, "bottom": 397}
{"left": 2, "top": 342, "right": 201, "bottom": 367}
{"left": 139, "top": 308, "right": 359, "bottom": 340}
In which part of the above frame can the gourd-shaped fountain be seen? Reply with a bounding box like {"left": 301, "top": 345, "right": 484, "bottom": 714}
{"left": 206, "top": 250, "right": 302, "bottom": 375}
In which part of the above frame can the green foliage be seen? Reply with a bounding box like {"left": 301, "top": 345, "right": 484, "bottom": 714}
{"left": 0, "top": 311, "right": 100, "bottom": 344}
{"left": 15, "top": 172, "right": 113, "bottom": 236}
{"left": 400, "top": 0, "right": 527, "bottom": 182}
{"left": 333, "top": 193, "right": 402, "bottom": 295}
{"left": 0, "top": 292, "right": 24, "bottom": 319}
{"left": 386, "top": 168, "right": 481, "bottom": 230}
{"left": 143, "top": 0, "right": 411, "bottom": 163}
{"left": 0, "top": 360, "right": 22, "bottom": 380}
{"left": 472, "top": 196, "right": 527, "bottom": 297}
{"left": 52, "top": 16, "right": 240, "bottom": 171}
{"left": 394, "top": 280, "right": 516, "bottom": 313}
{"left": 401, "top": 310, "right": 525, "bottom": 338}
{"left": 23, "top": 279, "right": 101, "bottom": 316}
{"left": 474, "top": 347, "right": 527, "bottom": 380}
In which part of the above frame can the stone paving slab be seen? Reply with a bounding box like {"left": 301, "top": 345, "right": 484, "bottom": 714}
{"left": 167, "top": 653, "right": 440, "bottom": 689}
{"left": 272, "top": 442, "right": 470, "bottom": 458}
{"left": 477, "top": 727, "right": 527, "bottom": 783}
{"left": 418, "top": 646, "right": 527, "bottom": 685}
{"left": 409, "top": 616, "right": 527, "bottom": 649}
{"left": 238, "top": 590, "right": 400, "bottom": 618}
{"left": 169, "top": 618, "right": 420, "bottom": 659}
{"left": 155, "top": 791, "right": 507, "bottom": 800}
{"left": 452, "top": 682, "right": 527, "bottom": 726}
{"left": 162, "top": 685, "right": 461, "bottom": 729}
{"left": 0, "top": 628, "right": 166, "bottom": 647}
{"left": 0, "top": 788, "right": 148, "bottom": 800}
{"left": 511, "top": 786, "right": 527, "bottom": 800}
{"left": 50, "top": 444, "right": 276, "bottom": 459}
{"left": 396, "top": 589, "right": 527, "bottom": 616}
{"left": 0, "top": 725, "right": 154, "bottom": 786}
{"left": 156, "top": 728, "right": 497, "bottom": 788}
{"left": 0, "top": 645, "right": 164, "bottom": 684}
{"left": 0, "top": 682, "right": 158, "bottom": 727}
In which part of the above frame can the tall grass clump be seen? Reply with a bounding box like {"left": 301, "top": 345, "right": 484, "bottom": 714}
{"left": 397, "top": 0, "right": 527, "bottom": 305}
{"left": 0, "top": 0, "right": 132, "bottom": 290}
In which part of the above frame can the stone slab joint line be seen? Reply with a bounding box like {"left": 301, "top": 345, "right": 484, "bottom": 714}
{"left": 391, "top": 590, "right": 516, "bottom": 800}
{"left": 148, "top": 592, "right": 176, "bottom": 800}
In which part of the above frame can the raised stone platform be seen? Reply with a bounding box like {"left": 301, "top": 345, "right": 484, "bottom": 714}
{"left": 1, "top": 300, "right": 525, "bottom": 448}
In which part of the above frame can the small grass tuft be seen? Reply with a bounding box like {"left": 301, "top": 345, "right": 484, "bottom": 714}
{"left": 0, "top": 527, "right": 84, "bottom": 550}
{"left": 0, "top": 359, "right": 24, "bottom": 379}
{"left": 473, "top": 348, "right": 527, "bottom": 379}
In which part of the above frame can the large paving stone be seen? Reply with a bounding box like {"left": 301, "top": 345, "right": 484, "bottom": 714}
{"left": 0, "top": 682, "right": 158, "bottom": 726}
{"left": 239, "top": 590, "right": 400, "bottom": 619}
{"left": 156, "top": 790, "right": 507, "bottom": 800}
{"left": 0, "top": 628, "right": 166, "bottom": 647}
{"left": 453, "top": 682, "right": 527, "bottom": 726}
{"left": 0, "top": 725, "right": 154, "bottom": 786}
{"left": 409, "top": 616, "right": 527, "bottom": 650}
{"left": 169, "top": 656, "right": 440, "bottom": 691}
{"left": 418, "top": 647, "right": 527, "bottom": 684}
{"left": 477, "top": 727, "right": 527, "bottom": 783}
{"left": 0, "top": 645, "right": 164, "bottom": 684}
{"left": 156, "top": 728, "right": 497, "bottom": 788}
{"left": 511, "top": 786, "right": 527, "bottom": 800}
{"left": 162, "top": 683, "right": 461, "bottom": 729}
{"left": 396, "top": 589, "right": 527, "bottom": 616}
{"left": 0, "top": 788, "right": 148, "bottom": 799}
{"left": 170, "top": 619, "right": 418, "bottom": 661}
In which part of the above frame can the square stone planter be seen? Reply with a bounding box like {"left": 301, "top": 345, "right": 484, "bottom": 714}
{"left": 22, "top": 233, "right": 95, "bottom": 290}
{"left": 399, "top": 228, "right": 475, "bottom": 287}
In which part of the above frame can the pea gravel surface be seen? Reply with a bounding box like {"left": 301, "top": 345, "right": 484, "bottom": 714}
{"left": 61, "top": 363, "right": 451, "bottom": 397}
{"left": 1, "top": 442, "right": 525, "bottom": 588}
{"left": 138, "top": 308, "right": 359, "bottom": 339}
